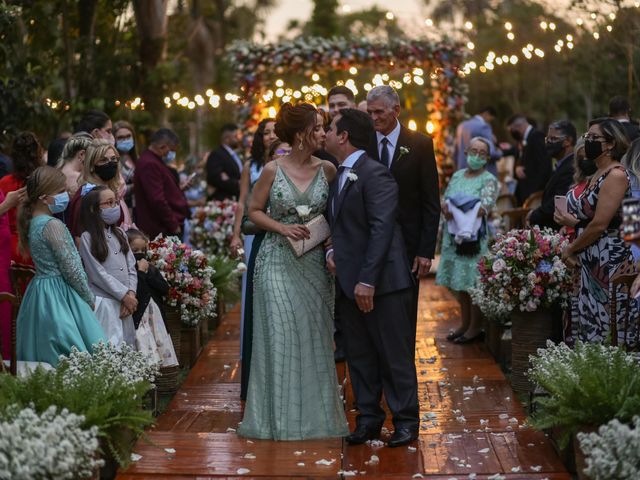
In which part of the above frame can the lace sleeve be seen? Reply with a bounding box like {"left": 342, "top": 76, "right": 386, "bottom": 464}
{"left": 42, "top": 219, "right": 95, "bottom": 306}
{"left": 480, "top": 175, "right": 499, "bottom": 213}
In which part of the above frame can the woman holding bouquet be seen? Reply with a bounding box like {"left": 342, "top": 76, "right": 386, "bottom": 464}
{"left": 436, "top": 137, "right": 499, "bottom": 343}
{"left": 238, "top": 103, "right": 348, "bottom": 440}
{"left": 562, "top": 118, "right": 637, "bottom": 346}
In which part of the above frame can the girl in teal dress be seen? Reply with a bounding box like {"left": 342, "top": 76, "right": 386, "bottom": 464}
{"left": 436, "top": 137, "right": 499, "bottom": 344}
{"left": 16, "top": 166, "right": 106, "bottom": 366}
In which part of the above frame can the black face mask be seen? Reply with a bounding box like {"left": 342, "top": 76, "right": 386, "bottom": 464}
{"left": 584, "top": 139, "right": 605, "bottom": 161}
{"left": 94, "top": 162, "right": 118, "bottom": 182}
{"left": 578, "top": 157, "right": 598, "bottom": 176}
{"left": 545, "top": 140, "right": 564, "bottom": 158}
{"left": 510, "top": 129, "right": 522, "bottom": 141}
{"left": 133, "top": 252, "right": 146, "bottom": 261}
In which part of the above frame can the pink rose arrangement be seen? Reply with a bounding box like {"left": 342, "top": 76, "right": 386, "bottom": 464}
{"left": 469, "top": 226, "right": 573, "bottom": 319}
{"left": 189, "top": 199, "right": 238, "bottom": 256}
{"left": 148, "top": 235, "right": 217, "bottom": 326}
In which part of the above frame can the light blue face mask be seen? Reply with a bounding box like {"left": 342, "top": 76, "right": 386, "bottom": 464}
{"left": 47, "top": 192, "right": 69, "bottom": 214}
{"left": 163, "top": 150, "right": 176, "bottom": 164}
{"left": 116, "top": 138, "right": 134, "bottom": 153}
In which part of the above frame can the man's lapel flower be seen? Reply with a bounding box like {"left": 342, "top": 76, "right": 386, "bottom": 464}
{"left": 398, "top": 146, "right": 410, "bottom": 158}
{"left": 346, "top": 171, "right": 358, "bottom": 183}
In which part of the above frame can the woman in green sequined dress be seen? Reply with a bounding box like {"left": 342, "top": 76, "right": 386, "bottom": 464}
{"left": 237, "top": 103, "right": 348, "bottom": 440}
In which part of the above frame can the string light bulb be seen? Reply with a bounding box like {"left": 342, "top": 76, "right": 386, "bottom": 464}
{"left": 408, "top": 119, "right": 417, "bottom": 131}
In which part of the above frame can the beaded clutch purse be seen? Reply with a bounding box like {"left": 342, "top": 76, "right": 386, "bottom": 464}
{"left": 286, "top": 214, "right": 331, "bottom": 257}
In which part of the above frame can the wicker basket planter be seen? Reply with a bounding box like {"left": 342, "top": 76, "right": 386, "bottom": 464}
{"left": 510, "top": 309, "right": 553, "bottom": 393}
{"left": 163, "top": 305, "right": 182, "bottom": 362}
{"left": 156, "top": 365, "right": 180, "bottom": 395}
{"left": 180, "top": 323, "right": 202, "bottom": 368}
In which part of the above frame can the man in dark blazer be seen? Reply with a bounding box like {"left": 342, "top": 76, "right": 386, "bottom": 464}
{"left": 365, "top": 85, "right": 440, "bottom": 319}
{"left": 206, "top": 123, "right": 243, "bottom": 200}
{"left": 528, "top": 120, "right": 577, "bottom": 230}
{"left": 508, "top": 114, "right": 552, "bottom": 205}
{"left": 609, "top": 95, "right": 640, "bottom": 142}
{"left": 325, "top": 108, "right": 419, "bottom": 448}
{"left": 134, "top": 128, "right": 189, "bottom": 239}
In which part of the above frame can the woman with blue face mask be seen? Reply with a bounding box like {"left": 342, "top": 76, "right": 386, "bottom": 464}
{"left": 114, "top": 121, "right": 138, "bottom": 211}
{"left": 16, "top": 166, "right": 106, "bottom": 366}
{"left": 78, "top": 185, "right": 138, "bottom": 347}
{"left": 436, "top": 137, "right": 499, "bottom": 344}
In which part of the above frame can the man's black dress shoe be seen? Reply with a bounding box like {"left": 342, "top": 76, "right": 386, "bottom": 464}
{"left": 453, "top": 331, "right": 485, "bottom": 344}
{"left": 345, "top": 425, "right": 381, "bottom": 445}
{"left": 387, "top": 428, "right": 418, "bottom": 447}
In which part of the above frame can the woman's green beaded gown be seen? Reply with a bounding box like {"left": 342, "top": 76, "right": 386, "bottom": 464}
{"left": 238, "top": 164, "right": 348, "bottom": 440}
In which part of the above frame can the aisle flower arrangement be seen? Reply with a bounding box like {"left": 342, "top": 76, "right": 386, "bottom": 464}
{"left": 0, "top": 406, "right": 103, "bottom": 480}
{"left": 0, "top": 342, "right": 158, "bottom": 470}
{"left": 527, "top": 341, "right": 640, "bottom": 447}
{"left": 578, "top": 416, "right": 640, "bottom": 479}
{"left": 148, "top": 235, "right": 217, "bottom": 326}
{"left": 189, "top": 199, "right": 237, "bottom": 257}
{"left": 469, "top": 227, "right": 573, "bottom": 319}
{"left": 59, "top": 342, "right": 159, "bottom": 388}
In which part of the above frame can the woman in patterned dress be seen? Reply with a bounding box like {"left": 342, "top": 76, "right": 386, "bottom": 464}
{"left": 562, "top": 118, "right": 637, "bottom": 346}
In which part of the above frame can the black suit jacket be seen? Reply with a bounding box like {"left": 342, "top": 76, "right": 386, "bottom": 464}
{"left": 529, "top": 153, "right": 575, "bottom": 230}
{"left": 368, "top": 126, "right": 440, "bottom": 260}
{"left": 622, "top": 121, "right": 640, "bottom": 142}
{"left": 515, "top": 129, "right": 552, "bottom": 204}
{"left": 329, "top": 153, "right": 414, "bottom": 299}
{"left": 206, "top": 146, "right": 242, "bottom": 200}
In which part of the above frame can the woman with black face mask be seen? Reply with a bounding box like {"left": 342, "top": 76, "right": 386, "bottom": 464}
{"left": 561, "top": 118, "right": 637, "bottom": 347}
{"left": 64, "top": 139, "right": 134, "bottom": 240}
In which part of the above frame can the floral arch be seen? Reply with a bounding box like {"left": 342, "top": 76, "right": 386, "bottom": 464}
{"left": 227, "top": 36, "right": 468, "bottom": 170}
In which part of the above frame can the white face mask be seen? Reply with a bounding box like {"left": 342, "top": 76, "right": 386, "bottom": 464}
{"left": 100, "top": 205, "right": 120, "bottom": 225}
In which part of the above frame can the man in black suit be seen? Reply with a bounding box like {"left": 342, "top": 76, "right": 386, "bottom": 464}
{"left": 206, "top": 123, "right": 243, "bottom": 200}
{"left": 325, "top": 108, "right": 419, "bottom": 447}
{"left": 508, "top": 114, "right": 552, "bottom": 205}
{"left": 365, "top": 85, "right": 440, "bottom": 318}
{"left": 528, "top": 120, "right": 577, "bottom": 230}
{"left": 609, "top": 95, "right": 640, "bottom": 142}
{"left": 321, "top": 85, "right": 356, "bottom": 362}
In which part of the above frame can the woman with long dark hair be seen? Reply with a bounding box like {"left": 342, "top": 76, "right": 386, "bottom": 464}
{"left": 78, "top": 185, "right": 137, "bottom": 346}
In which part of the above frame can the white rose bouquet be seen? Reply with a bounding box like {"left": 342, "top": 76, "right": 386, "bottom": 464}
{"left": 469, "top": 226, "right": 573, "bottom": 319}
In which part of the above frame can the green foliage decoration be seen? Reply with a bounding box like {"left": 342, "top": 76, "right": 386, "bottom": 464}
{"left": 527, "top": 341, "right": 640, "bottom": 448}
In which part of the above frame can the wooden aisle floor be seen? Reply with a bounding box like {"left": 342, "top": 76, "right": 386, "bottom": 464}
{"left": 117, "top": 279, "right": 569, "bottom": 479}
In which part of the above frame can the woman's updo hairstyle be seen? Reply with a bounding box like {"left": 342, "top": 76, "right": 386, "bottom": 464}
{"left": 274, "top": 102, "right": 318, "bottom": 145}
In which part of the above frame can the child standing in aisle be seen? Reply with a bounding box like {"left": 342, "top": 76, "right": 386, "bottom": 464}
{"left": 127, "top": 229, "right": 178, "bottom": 367}
{"left": 78, "top": 185, "right": 137, "bottom": 346}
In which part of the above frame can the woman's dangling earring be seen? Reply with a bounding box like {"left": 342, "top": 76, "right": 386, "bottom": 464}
{"left": 298, "top": 141, "right": 304, "bottom": 151}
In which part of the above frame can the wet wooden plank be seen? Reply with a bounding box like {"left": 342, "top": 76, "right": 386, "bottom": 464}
{"left": 125, "top": 432, "right": 342, "bottom": 477}
{"left": 118, "top": 279, "right": 568, "bottom": 479}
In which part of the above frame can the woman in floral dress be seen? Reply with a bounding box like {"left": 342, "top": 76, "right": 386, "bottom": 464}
{"left": 563, "top": 118, "right": 638, "bottom": 346}
{"left": 436, "top": 137, "right": 499, "bottom": 343}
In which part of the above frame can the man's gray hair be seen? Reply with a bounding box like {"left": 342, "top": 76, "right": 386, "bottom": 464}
{"left": 366, "top": 85, "right": 400, "bottom": 107}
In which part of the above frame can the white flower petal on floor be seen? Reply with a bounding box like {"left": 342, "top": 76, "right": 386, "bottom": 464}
{"left": 315, "top": 458, "right": 336, "bottom": 465}
{"left": 131, "top": 453, "right": 142, "bottom": 462}
{"left": 164, "top": 448, "right": 176, "bottom": 454}
{"left": 236, "top": 467, "right": 250, "bottom": 474}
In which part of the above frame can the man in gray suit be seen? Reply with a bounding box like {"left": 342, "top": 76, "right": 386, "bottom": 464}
{"left": 453, "top": 106, "right": 501, "bottom": 176}
{"left": 324, "top": 108, "right": 419, "bottom": 448}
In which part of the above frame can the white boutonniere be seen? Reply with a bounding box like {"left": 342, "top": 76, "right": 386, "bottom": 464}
{"left": 346, "top": 171, "right": 358, "bottom": 182}
{"left": 398, "top": 146, "right": 410, "bottom": 159}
